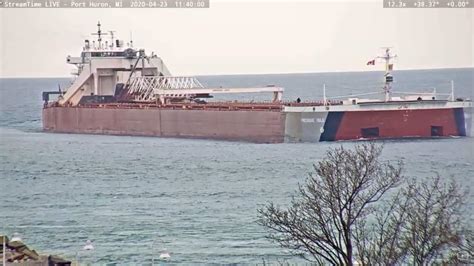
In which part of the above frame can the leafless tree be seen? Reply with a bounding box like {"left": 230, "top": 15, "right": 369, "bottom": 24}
{"left": 442, "top": 229, "right": 474, "bottom": 264}
{"left": 355, "top": 175, "right": 468, "bottom": 265}
{"left": 258, "top": 143, "right": 470, "bottom": 265}
{"left": 354, "top": 189, "right": 410, "bottom": 265}
{"left": 401, "top": 175, "right": 467, "bottom": 265}
{"left": 257, "top": 143, "right": 403, "bottom": 265}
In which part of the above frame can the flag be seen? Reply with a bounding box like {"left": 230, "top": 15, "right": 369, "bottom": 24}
{"left": 366, "top": 59, "right": 375, "bottom": 65}
{"left": 388, "top": 64, "right": 394, "bottom": 71}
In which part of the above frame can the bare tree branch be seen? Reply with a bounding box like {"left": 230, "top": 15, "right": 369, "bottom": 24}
{"left": 258, "top": 143, "right": 403, "bottom": 265}
{"left": 258, "top": 144, "right": 470, "bottom": 265}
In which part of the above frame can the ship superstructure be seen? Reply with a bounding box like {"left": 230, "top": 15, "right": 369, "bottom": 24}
{"left": 51, "top": 22, "right": 171, "bottom": 106}
{"left": 42, "top": 24, "right": 472, "bottom": 143}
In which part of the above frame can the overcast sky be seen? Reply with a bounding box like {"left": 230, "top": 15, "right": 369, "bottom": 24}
{"left": 0, "top": 0, "right": 473, "bottom": 77}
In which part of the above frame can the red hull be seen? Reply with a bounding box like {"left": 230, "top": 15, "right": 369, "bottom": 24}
{"left": 335, "top": 108, "right": 463, "bottom": 140}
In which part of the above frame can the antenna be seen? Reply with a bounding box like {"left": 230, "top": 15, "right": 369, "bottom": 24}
{"left": 109, "top": 30, "right": 116, "bottom": 48}
{"left": 378, "top": 47, "right": 397, "bottom": 74}
{"left": 323, "top": 84, "right": 327, "bottom": 106}
{"left": 91, "top": 21, "right": 108, "bottom": 50}
{"left": 376, "top": 47, "right": 397, "bottom": 102}
{"left": 130, "top": 31, "right": 134, "bottom": 48}
{"left": 451, "top": 80, "right": 455, "bottom": 101}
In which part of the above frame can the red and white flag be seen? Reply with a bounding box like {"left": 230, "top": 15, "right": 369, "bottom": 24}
{"left": 366, "top": 59, "right": 375, "bottom": 65}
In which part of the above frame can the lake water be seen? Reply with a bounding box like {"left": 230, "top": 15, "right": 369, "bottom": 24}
{"left": 1, "top": 69, "right": 473, "bottom": 264}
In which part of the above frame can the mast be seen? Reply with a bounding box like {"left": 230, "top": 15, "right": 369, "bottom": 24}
{"left": 91, "top": 21, "right": 108, "bottom": 49}
{"left": 377, "top": 47, "right": 396, "bottom": 102}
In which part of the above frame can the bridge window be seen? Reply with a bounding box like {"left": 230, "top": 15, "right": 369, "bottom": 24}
{"left": 90, "top": 52, "right": 125, "bottom": 57}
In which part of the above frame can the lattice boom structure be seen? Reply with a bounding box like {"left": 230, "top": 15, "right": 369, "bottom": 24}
{"left": 126, "top": 76, "right": 204, "bottom": 101}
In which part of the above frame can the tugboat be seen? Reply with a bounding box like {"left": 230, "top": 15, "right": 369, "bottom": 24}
{"left": 42, "top": 23, "right": 472, "bottom": 143}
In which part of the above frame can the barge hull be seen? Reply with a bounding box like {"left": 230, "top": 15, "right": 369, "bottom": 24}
{"left": 43, "top": 107, "right": 286, "bottom": 143}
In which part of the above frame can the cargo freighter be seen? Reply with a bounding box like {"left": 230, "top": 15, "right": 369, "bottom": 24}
{"left": 42, "top": 23, "right": 472, "bottom": 143}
